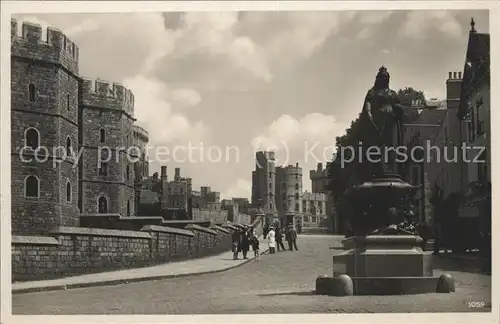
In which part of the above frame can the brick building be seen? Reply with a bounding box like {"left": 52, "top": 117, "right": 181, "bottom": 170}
{"left": 10, "top": 19, "right": 140, "bottom": 235}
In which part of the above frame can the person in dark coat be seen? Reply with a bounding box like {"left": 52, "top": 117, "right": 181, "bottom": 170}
{"left": 240, "top": 229, "right": 250, "bottom": 259}
{"left": 249, "top": 233, "right": 260, "bottom": 260}
{"left": 232, "top": 228, "right": 242, "bottom": 260}
{"left": 275, "top": 226, "right": 286, "bottom": 252}
{"left": 286, "top": 225, "right": 299, "bottom": 251}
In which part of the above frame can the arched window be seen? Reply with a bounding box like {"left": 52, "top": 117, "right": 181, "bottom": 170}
{"left": 25, "top": 128, "right": 40, "bottom": 150}
{"left": 126, "top": 165, "right": 130, "bottom": 180}
{"left": 127, "top": 200, "right": 131, "bottom": 216}
{"left": 98, "top": 196, "right": 108, "bottom": 213}
{"left": 28, "top": 83, "right": 36, "bottom": 102}
{"left": 66, "top": 136, "right": 72, "bottom": 155}
{"left": 24, "top": 175, "right": 39, "bottom": 198}
{"left": 66, "top": 181, "right": 71, "bottom": 202}
{"left": 99, "top": 128, "right": 105, "bottom": 143}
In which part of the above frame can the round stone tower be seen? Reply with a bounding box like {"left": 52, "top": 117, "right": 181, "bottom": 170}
{"left": 284, "top": 163, "right": 303, "bottom": 214}
{"left": 10, "top": 19, "right": 80, "bottom": 234}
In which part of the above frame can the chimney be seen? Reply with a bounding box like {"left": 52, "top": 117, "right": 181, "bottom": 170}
{"left": 296, "top": 162, "right": 299, "bottom": 168}
{"left": 317, "top": 163, "right": 323, "bottom": 171}
{"left": 446, "top": 71, "right": 463, "bottom": 108}
{"left": 174, "top": 167, "right": 180, "bottom": 181}
{"left": 161, "top": 166, "right": 167, "bottom": 178}
{"left": 152, "top": 172, "right": 158, "bottom": 181}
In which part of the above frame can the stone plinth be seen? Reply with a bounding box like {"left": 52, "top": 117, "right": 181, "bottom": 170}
{"left": 332, "top": 235, "right": 433, "bottom": 278}
{"left": 316, "top": 235, "right": 455, "bottom": 296}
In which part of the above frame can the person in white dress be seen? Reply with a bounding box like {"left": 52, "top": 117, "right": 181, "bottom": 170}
{"left": 267, "top": 226, "right": 276, "bottom": 254}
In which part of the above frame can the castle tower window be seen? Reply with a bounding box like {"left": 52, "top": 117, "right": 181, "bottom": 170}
{"left": 126, "top": 165, "right": 130, "bottom": 181}
{"left": 24, "top": 175, "right": 40, "bottom": 198}
{"left": 67, "top": 94, "right": 70, "bottom": 111}
{"left": 99, "top": 128, "right": 106, "bottom": 143}
{"left": 98, "top": 196, "right": 108, "bottom": 213}
{"left": 127, "top": 200, "right": 131, "bottom": 216}
{"left": 66, "top": 181, "right": 71, "bottom": 202}
{"left": 295, "top": 203, "right": 299, "bottom": 212}
{"left": 25, "top": 127, "right": 40, "bottom": 150}
{"left": 28, "top": 83, "right": 36, "bottom": 102}
{"left": 295, "top": 183, "right": 299, "bottom": 190}
{"left": 99, "top": 162, "right": 108, "bottom": 176}
{"left": 66, "top": 136, "right": 72, "bottom": 155}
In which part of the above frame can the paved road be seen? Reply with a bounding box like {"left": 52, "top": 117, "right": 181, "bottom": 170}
{"left": 12, "top": 235, "right": 491, "bottom": 314}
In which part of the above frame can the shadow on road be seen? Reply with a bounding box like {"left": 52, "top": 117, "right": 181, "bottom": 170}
{"left": 431, "top": 255, "right": 491, "bottom": 275}
{"left": 257, "top": 290, "right": 315, "bottom": 297}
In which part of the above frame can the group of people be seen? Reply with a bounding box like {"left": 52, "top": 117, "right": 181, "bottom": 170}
{"left": 266, "top": 224, "right": 298, "bottom": 254}
{"left": 232, "top": 226, "right": 260, "bottom": 260}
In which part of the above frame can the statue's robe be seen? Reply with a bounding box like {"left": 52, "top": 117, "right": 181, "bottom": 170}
{"left": 355, "top": 87, "right": 404, "bottom": 177}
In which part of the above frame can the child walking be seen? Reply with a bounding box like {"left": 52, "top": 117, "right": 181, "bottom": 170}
{"left": 250, "top": 233, "right": 260, "bottom": 260}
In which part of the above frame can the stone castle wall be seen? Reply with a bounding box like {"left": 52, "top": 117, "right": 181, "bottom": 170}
{"left": 12, "top": 224, "right": 234, "bottom": 282}
{"left": 10, "top": 19, "right": 138, "bottom": 234}
{"left": 79, "top": 78, "right": 136, "bottom": 216}
{"left": 11, "top": 20, "right": 81, "bottom": 234}
{"left": 192, "top": 207, "right": 229, "bottom": 223}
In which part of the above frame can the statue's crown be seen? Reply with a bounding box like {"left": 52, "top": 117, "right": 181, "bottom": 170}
{"left": 379, "top": 66, "right": 387, "bottom": 73}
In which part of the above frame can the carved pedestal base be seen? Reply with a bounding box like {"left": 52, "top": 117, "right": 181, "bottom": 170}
{"left": 315, "top": 235, "right": 455, "bottom": 296}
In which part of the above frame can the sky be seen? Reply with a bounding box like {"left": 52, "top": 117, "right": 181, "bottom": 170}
{"left": 12, "top": 10, "right": 489, "bottom": 200}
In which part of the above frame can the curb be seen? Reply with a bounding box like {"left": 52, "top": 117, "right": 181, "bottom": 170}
{"left": 12, "top": 248, "right": 270, "bottom": 294}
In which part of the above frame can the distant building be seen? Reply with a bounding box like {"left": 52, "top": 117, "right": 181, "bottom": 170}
{"left": 251, "top": 151, "right": 278, "bottom": 221}
{"left": 201, "top": 186, "right": 220, "bottom": 204}
{"left": 301, "top": 191, "right": 328, "bottom": 228}
{"left": 231, "top": 197, "right": 250, "bottom": 214}
{"left": 402, "top": 98, "right": 448, "bottom": 225}
{"left": 309, "top": 162, "right": 337, "bottom": 231}
{"left": 275, "top": 163, "right": 303, "bottom": 225}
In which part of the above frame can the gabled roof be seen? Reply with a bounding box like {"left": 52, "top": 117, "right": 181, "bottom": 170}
{"left": 458, "top": 29, "right": 490, "bottom": 118}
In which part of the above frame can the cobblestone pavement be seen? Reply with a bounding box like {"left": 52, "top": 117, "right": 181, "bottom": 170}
{"left": 12, "top": 235, "right": 492, "bottom": 314}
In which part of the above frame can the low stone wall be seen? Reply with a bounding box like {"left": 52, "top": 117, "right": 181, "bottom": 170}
{"left": 12, "top": 224, "right": 235, "bottom": 282}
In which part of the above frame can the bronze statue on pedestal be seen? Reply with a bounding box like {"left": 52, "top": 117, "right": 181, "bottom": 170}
{"left": 346, "top": 66, "right": 418, "bottom": 237}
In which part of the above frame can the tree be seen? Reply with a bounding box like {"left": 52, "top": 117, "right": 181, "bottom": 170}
{"left": 327, "top": 87, "right": 426, "bottom": 234}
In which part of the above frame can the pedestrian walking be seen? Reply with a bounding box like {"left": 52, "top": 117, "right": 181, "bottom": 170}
{"left": 232, "top": 227, "right": 242, "bottom": 260}
{"left": 240, "top": 229, "right": 250, "bottom": 259}
{"left": 275, "top": 226, "right": 286, "bottom": 252}
{"left": 267, "top": 226, "right": 276, "bottom": 254}
{"left": 249, "top": 233, "right": 260, "bottom": 260}
{"left": 286, "top": 225, "right": 299, "bottom": 251}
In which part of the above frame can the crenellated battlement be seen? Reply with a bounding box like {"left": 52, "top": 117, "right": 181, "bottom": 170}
{"left": 79, "top": 78, "right": 135, "bottom": 117}
{"left": 11, "top": 19, "right": 79, "bottom": 75}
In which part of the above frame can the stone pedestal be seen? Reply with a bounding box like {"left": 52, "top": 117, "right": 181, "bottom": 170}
{"left": 316, "top": 235, "right": 455, "bottom": 296}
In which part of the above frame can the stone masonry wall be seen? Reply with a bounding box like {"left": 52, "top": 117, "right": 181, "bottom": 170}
{"left": 12, "top": 224, "right": 235, "bottom": 282}
{"left": 192, "top": 207, "right": 229, "bottom": 223}
{"left": 11, "top": 20, "right": 81, "bottom": 234}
